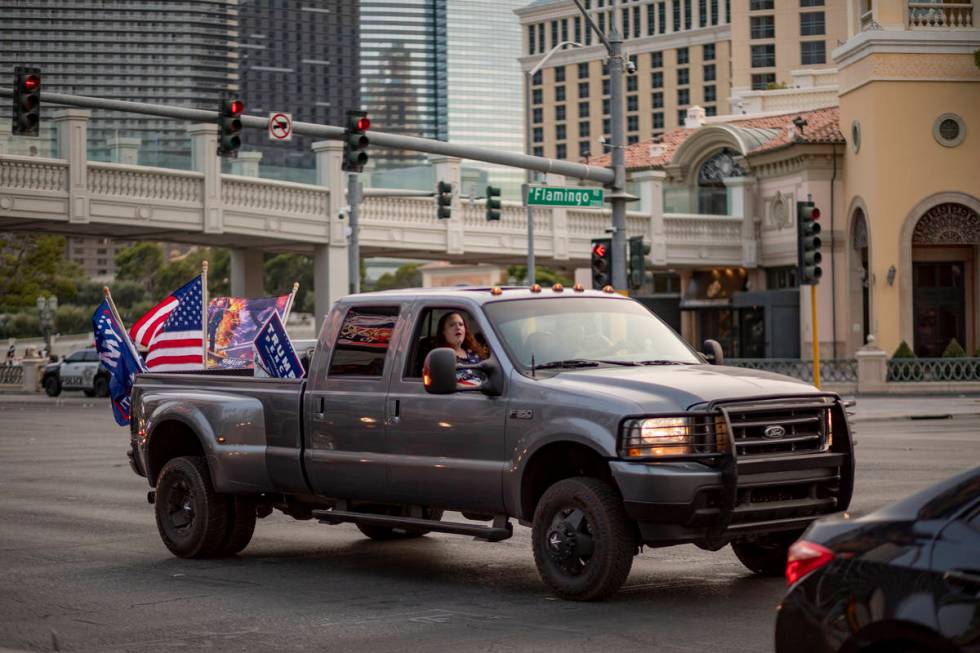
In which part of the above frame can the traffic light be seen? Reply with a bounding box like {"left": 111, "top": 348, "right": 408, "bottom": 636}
{"left": 485, "top": 185, "right": 501, "bottom": 221}
{"left": 217, "top": 98, "right": 244, "bottom": 157}
{"left": 436, "top": 181, "right": 453, "bottom": 219}
{"left": 797, "top": 201, "right": 823, "bottom": 285}
{"left": 343, "top": 110, "right": 370, "bottom": 172}
{"left": 628, "top": 236, "right": 649, "bottom": 291}
{"left": 591, "top": 238, "right": 612, "bottom": 289}
{"left": 12, "top": 66, "right": 41, "bottom": 137}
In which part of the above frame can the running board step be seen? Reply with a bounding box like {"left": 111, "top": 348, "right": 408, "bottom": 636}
{"left": 313, "top": 509, "right": 513, "bottom": 542}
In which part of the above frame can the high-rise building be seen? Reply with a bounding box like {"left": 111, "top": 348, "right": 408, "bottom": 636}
{"left": 0, "top": 0, "right": 240, "bottom": 166}
{"left": 238, "top": 0, "right": 361, "bottom": 177}
{"left": 515, "top": 0, "right": 846, "bottom": 160}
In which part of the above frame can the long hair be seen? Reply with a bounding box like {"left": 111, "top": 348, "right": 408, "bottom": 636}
{"left": 435, "top": 312, "right": 488, "bottom": 359}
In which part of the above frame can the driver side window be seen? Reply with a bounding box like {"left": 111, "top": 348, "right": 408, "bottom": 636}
{"left": 404, "top": 307, "right": 489, "bottom": 379}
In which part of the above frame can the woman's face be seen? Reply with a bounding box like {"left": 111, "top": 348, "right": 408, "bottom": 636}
{"left": 442, "top": 313, "right": 466, "bottom": 349}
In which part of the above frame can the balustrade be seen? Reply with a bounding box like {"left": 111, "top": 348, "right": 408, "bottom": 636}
{"left": 907, "top": 2, "right": 974, "bottom": 28}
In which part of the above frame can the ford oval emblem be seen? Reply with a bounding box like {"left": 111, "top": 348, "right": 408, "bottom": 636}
{"left": 763, "top": 425, "right": 786, "bottom": 439}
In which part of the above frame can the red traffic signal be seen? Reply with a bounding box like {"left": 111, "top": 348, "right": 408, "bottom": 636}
{"left": 592, "top": 243, "right": 607, "bottom": 258}
{"left": 356, "top": 117, "right": 371, "bottom": 131}
{"left": 229, "top": 99, "right": 244, "bottom": 115}
{"left": 810, "top": 207, "right": 820, "bottom": 220}
{"left": 22, "top": 74, "right": 39, "bottom": 92}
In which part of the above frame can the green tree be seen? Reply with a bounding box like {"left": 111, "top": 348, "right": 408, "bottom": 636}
{"left": 152, "top": 247, "right": 230, "bottom": 299}
{"left": 265, "top": 253, "right": 313, "bottom": 309}
{"left": 506, "top": 265, "right": 573, "bottom": 287}
{"left": 0, "top": 234, "right": 81, "bottom": 309}
{"left": 374, "top": 263, "right": 422, "bottom": 291}
{"left": 114, "top": 242, "right": 164, "bottom": 294}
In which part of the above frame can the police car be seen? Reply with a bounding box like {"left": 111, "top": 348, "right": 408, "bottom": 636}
{"left": 42, "top": 348, "right": 110, "bottom": 397}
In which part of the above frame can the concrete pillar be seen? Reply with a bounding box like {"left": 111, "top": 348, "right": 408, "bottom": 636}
{"left": 231, "top": 151, "right": 263, "bottom": 177}
{"left": 856, "top": 335, "right": 888, "bottom": 393}
{"left": 547, "top": 174, "right": 569, "bottom": 261}
{"left": 53, "top": 109, "right": 91, "bottom": 224}
{"left": 230, "top": 249, "right": 265, "bottom": 297}
{"left": 312, "top": 140, "right": 350, "bottom": 333}
{"left": 433, "top": 155, "right": 464, "bottom": 255}
{"left": 108, "top": 136, "right": 142, "bottom": 165}
{"left": 188, "top": 123, "right": 222, "bottom": 234}
{"left": 632, "top": 170, "right": 666, "bottom": 265}
{"left": 21, "top": 359, "right": 42, "bottom": 393}
{"left": 725, "top": 175, "right": 757, "bottom": 268}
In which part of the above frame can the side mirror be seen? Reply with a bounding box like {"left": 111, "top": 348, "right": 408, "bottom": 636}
{"left": 423, "top": 348, "right": 458, "bottom": 394}
{"left": 702, "top": 339, "right": 724, "bottom": 365}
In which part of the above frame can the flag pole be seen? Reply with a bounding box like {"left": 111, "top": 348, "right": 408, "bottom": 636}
{"left": 103, "top": 286, "right": 146, "bottom": 372}
{"left": 201, "top": 260, "right": 209, "bottom": 370}
{"left": 283, "top": 281, "right": 300, "bottom": 324}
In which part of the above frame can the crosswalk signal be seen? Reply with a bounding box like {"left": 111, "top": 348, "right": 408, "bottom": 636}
{"left": 437, "top": 181, "right": 453, "bottom": 219}
{"left": 485, "top": 185, "right": 501, "bottom": 221}
{"left": 628, "top": 236, "right": 649, "bottom": 291}
{"left": 12, "top": 66, "right": 41, "bottom": 137}
{"left": 591, "top": 238, "right": 612, "bottom": 289}
{"left": 343, "top": 110, "right": 370, "bottom": 173}
{"left": 217, "top": 98, "right": 244, "bottom": 158}
{"left": 797, "top": 201, "right": 823, "bottom": 285}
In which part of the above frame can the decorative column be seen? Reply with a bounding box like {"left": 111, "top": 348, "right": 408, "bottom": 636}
{"left": 312, "top": 140, "right": 349, "bottom": 333}
{"left": 53, "top": 109, "right": 90, "bottom": 224}
{"left": 230, "top": 249, "right": 264, "bottom": 297}
{"left": 231, "top": 151, "right": 263, "bottom": 177}
{"left": 188, "top": 123, "right": 222, "bottom": 234}
{"left": 632, "top": 170, "right": 667, "bottom": 265}
{"left": 107, "top": 136, "right": 141, "bottom": 165}
{"left": 548, "top": 174, "right": 569, "bottom": 261}
{"left": 724, "top": 175, "right": 757, "bottom": 268}
{"left": 432, "top": 155, "right": 464, "bottom": 255}
{"left": 856, "top": 335, "right": 888, "bottom": 394}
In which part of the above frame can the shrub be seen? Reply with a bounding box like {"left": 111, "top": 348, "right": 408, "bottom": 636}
{"left": 941, "top": 338, "right": 967, "bottom": 358}
{"left": 892, "top": 341, "right": 915, "bottom": 358}
{"left": 55, "top": 305, "right": 90, "bottom": 336}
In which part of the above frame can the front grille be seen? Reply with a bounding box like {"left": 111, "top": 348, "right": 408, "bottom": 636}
{"left": 720, "top": 398, "right": 831, "bottom": 457}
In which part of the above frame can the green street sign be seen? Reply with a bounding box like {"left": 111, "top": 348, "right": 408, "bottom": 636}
{"left": 526, "top": 185, "right": 604, "bottom": 208}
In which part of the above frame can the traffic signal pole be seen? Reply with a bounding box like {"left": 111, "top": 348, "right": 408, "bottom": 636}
{"left": 811, "top": 285, "right": 821, "bottom": 389}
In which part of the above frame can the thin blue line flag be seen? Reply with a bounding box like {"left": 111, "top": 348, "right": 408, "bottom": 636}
{"left": 92, "top": 299, "right": 145, "bottom": 426}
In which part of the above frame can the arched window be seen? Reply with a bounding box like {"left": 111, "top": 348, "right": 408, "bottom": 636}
{"left": 697, "top": 149, "right": 744, "bottom": 215}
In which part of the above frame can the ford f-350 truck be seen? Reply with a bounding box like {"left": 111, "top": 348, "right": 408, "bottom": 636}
{"left": 128, "top": 286, "right": 854, "bottom": 601}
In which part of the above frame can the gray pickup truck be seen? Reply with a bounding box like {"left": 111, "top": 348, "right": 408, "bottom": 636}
{"left": 128, "top": 286, "right": 854, "bottom": 600}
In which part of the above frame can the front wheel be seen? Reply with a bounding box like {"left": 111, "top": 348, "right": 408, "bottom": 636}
{"left": 92, "top": 376, "right": 109, "bottom": 398}
{"left": 154, "top": 456, "right": 230, "bottom": 558}
{"left": 43, "top": 376, "right": 61, "bottom": 397}
{"left": 531, "top": 477, "right": 636, "bottom": 601}
{"left": 731, "top": 530, "right": 804, "bottom": 577}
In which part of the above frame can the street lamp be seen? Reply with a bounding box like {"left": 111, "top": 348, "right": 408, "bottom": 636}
{"left": 36, "top": 295, "right": 57, "bottom": 358}
{"left": 524, "top": 40, "right": 585, "bottom": 286}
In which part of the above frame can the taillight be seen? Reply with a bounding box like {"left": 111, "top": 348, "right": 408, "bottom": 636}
{"left": 786, "top": 540, "right": 834, "bottom": 587}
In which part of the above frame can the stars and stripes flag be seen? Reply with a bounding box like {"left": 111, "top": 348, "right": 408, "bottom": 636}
{"left": 143, "top": 275, "right": 205, "bottom": 371}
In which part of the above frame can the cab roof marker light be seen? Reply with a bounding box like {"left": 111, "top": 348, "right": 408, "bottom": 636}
{"left": 552, "top": 283, "right": 564, "bottom": 292}
{"left": 490, "top": 286, "right": 503, "bottom": 296}
{"left": 530, "top": 284, "right": 542, "bottom": 293}
{"left": 573, "top": 282, "right": 585, "bottom": 292}
{"left": 602, "top": 285, "right": 616, "bottom": 294}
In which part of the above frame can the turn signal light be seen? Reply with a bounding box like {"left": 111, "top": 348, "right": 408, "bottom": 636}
{"left": 786, "top": 540, "right": 834, "bottom": 587}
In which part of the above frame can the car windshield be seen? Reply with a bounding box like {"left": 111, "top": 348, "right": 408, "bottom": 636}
{"left": 483, "top": 297, "right": 701, "bottom": 370}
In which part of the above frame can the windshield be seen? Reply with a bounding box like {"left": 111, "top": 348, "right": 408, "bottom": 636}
{"left": 483, "top": 297, "right": 702, "bottom": 370}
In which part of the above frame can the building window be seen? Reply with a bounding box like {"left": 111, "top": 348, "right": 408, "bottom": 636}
{"left": 653, "top": 112, "right": 664, "bottom": 129}
{"left": 538, "top": 23, "right": 545, "bottom": 51}
{"left": 623, "top": 5, "right": 631, "bottom": 35}
{"left": 651, "top": 51, "right": 663, "bottom": 68}
{"left": 678, "top": 89, "right": 690, "bottom": 105}
{"left": 551, "top": 20, "right": 559, "bottom": 48}
{"left": 556, "top": 105, "right": 566, "bottom": 121}
{"left": 751, "top": 73, "right": 776, "bottom": 89}
{"left": 711, "top": 0, "right": 719, "bottom": 24}
{"left": 673, "top": 0, "right": 681, "bottom": 31}
{"left": 705, "top": 105, "right": 717, "bottom": 116}
{"left": 575, "top": 15, "right": 582, "bottom": 42}
{"left": 801, "top": 40, "right": 826, "bottom": 64}
{"left": 556, "top": 143, "right": 567, "bottom": 159}
{"left": 652, "top": 91, "right": 664, "bottom": 108}
{"left": 704, "top": 63, "right": 716, "bottom": 81}
{"left": 751, "top": 44, "right": 775, "bottom": 68}
{"left": 579, "top": 140, "right": 591, "bottom": 157}
{"left": 555, "top": 85, "right": 566, "bottom": 101}
{"left": 528, "top": 25, "right": 536, "bottom": 54}
{"left": 602, "top": 117, "right": 611, "bottom": 134}
{"left": 699, "top": 0, "right": 708, "bottom": 26}
{"left": 627, "top": 115, "right": 639, "bottom": 132}
{"left": 603, "top": 98, "right": 611, "bottom": 114}
{"left": 703, "top": 43, "right": 715, "bottom": 60}
{"left": 651, "top": 71, "right": 663, "bottom": 88}
{"left": 679, "top": 109, "right": 688, "bottom": 125}
{"left": 532, "top": 71, "right": 542, "bottom": 86}
{"left": 627, "top": 75, "right": 638, "bottom": 92}
{"left": 533, "top": 146, "right": 544, "bottom": 157}
{"left": 933, "top": 113, "right": 967, "bottom": 147}
{"left": 684, "top": 0, "right": 692, "bottom": 28}
{"left": 800, "top": 0, "right": 824, "bottom": 6}
{"left": 704, "top": 85, "right": 716, "bottom": 102}
{"left": 533, "top": 126, "right": 543, "bottom": 142}
{"left": 579, "top": 121, "right": 590, "bottom": 137}
{"left": 627, "top": 95, "right": 639, "bottom": 111}
{"left": 532, "top": 88, "right": 543, "bottom": 104}
{"left": 678, "top": 68, "right": 689, "bottom": 85}
{"left": 556, "top": 124, "right": 566, "bottom": 140}
{"left": 578, "top": 62, "right": 589, "bottom": 78}
{"left": 750, "top": 15, "right": 774, "bottom": 39}
{"left": 579, "top": 82, "right": 590, "bottom": 98}
{"left": 602, "top": 78, "right": 610, "bottom": 95}
{"left": 647, "top": 3, "right": 656, "bottom": 34}
{"left": 579, "top": 101, "right": 590, "bottom": 117}
{"left": 555, "top": 66, "right": 566, "bottom": 82}
{"left": 677, "top": 47, "right": 689, "bottom": 65}
{"left": 532, "top": 108, "right": 543, "bottom": 123}
{"left": 658, "top": 2, "right": 667, "bottom": 32}
{"left": 800, "top": 11, "right": 825, "bottom": 35}
{"left": 750, "top": 0, "right": 774, "bottom": 8}
{"left": 633, "top": 5, "right": 642, "bottom": 37}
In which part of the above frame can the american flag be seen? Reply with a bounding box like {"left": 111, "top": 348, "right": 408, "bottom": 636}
{"left": 145, "top": 276, "right": 205, "bottom": 371}
{"left": 130, "top": 291, "right": 179, "bottom": 348}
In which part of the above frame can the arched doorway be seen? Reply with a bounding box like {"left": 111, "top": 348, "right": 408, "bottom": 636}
{"left": 909, "top": 202, "right": 980, "bottom": 356}
{"left": 849, "top": 209, "right": 870, "bottom": 352}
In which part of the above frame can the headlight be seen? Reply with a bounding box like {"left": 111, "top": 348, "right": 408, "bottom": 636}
{"left": 621, "top": 417, "right": 693, "bottom": 457}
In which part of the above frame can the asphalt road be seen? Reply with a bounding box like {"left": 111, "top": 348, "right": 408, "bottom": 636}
{"left": 1, "top": 396, "right": 977, "bottom": 653}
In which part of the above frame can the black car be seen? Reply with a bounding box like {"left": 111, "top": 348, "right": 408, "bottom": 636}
{"left": 776, "top": 465, "right": 980, "bottom": 653}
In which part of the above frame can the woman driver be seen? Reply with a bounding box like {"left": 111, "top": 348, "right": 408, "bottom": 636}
{"left": 434, "top": 312, "right": 488, "bottom": 385}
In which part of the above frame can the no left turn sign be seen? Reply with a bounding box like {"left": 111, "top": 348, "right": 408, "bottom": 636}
{"left": 268, "top": 112, "right": 293, "bottom": 142}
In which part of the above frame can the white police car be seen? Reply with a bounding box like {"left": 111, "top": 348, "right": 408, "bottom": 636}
{"left": 42, "top": 348, "right": 110, "bottom": 397}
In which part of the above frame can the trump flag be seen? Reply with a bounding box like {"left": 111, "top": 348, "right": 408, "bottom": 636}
{"left": 92, "top": 299, "right": 146, "bottom": 426}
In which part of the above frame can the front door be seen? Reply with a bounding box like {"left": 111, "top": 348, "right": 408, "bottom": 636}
{"left": 913, "top": 262, "right": 966, "bottom": 357}
{"left": 385, "top": 305, "right": 508, "bottom": 514}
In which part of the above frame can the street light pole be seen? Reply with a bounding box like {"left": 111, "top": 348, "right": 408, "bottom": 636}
{"left": 525, "top": 40, "right": 585, "bottom": 287}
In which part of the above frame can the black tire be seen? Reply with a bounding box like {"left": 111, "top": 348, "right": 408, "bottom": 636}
{"left": 531, "top": 477, "right": 636, "bottom": 601}
{"left": 83, "top": 389, "right": 95, "bottom": 397}
{"left": 43, "top": 376, "right": 61, "bottom": 397}
{"left": 356, "top": 506, "right": 444, "bottom": 541}
{"left": 217, "top": 496, "right": 257, "bottom": 556}
{"left": 731, "top": 530, "right": 804, "bottom": 577}
{"left": 154, "top": 456, "right": 230, "bottom": 558}
{"left": 92, "top": 376, "right": 109, "bottom": 398}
